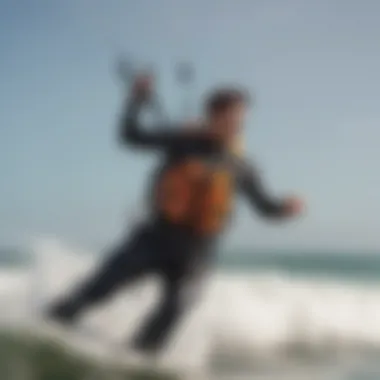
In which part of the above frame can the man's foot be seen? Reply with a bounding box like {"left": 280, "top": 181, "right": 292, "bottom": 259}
{"left": 45, "top": 300, "right": 79, "bottom": 327}
{"left": 129, "top": 335, "right": 165, "bottom": 362}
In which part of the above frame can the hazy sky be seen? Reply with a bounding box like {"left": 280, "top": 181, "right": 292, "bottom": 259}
{"left": 1, "top": 0, "right": 379, "bottom": 252}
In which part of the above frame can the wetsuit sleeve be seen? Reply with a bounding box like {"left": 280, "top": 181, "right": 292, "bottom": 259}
{"left": 236, "top": 158, "right": 287, "bottom": 218}
{"left": 118, "top": 98, "right": 219, "bottom": 151}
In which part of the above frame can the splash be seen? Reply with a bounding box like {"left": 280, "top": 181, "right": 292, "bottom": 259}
{"left": 1, "top": 237, "right": 380, "bottom": 378}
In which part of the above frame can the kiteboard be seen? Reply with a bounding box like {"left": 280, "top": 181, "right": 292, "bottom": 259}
{"left": 25, "top": 315, "right": 183, "bottom": 380}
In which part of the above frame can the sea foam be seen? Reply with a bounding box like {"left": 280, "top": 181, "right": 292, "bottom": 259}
{"left": 1, "top": 237, "right": 380, "bottom": 374}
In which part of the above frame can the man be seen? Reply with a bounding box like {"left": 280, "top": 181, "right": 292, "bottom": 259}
{"left": 48, "top": 74, "right": 304, "bottom": 354}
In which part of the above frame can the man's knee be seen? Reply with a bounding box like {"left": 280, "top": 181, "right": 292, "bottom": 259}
{"left": 75, "top": 242, "right": 141, "bottom": 304}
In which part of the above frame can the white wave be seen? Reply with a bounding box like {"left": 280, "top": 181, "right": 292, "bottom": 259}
{"left": 1, "top": 237, "right": 380, "bottom": 374}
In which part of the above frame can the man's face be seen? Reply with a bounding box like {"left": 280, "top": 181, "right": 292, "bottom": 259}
{"left": 211, "top": 103, "right": 247, "bottom": 139}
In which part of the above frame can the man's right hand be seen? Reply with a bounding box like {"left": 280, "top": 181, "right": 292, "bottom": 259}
{"left": 282, "top": 195, "right": 305, "bottom": 217}
{"left": 131, "top": 73, "right": 154, "bottom": 102}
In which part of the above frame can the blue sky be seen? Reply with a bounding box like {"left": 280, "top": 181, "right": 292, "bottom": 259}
{"left": 0, "top": 0, "right": 379, "bottom": 252}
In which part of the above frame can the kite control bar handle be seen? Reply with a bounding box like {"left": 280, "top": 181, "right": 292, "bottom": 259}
{"left": 115, "top": 55, "right": 195, "bottom": 87}
{"left": 115, "top": 55, "right": 165, "bottom": 118}
{"left": 115, "top": 55, "right": 157, "bottom": 87}
{"left": 114, "top": 54, "right": 195, "bottom": 120}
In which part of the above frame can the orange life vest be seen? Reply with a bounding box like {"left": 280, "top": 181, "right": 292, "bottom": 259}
{"left": 155, "top": 159, "right": 233, "bottom": 235}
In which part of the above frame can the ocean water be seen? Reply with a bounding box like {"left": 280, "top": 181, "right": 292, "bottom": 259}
{"left": 1, "top": 238, "right": 380, "bottom": 380}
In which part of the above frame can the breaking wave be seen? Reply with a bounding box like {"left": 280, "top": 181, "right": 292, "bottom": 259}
{"left": 1, "top": 237, "right": 380, "bottom": 379}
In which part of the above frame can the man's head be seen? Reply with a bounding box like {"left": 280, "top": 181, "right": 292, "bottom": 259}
{"left": 205, "top": 87, "right": 250, "bottom": 141}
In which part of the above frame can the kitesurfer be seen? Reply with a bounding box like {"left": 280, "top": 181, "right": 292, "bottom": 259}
{"left": 48, "top": 74, "right": 304, "bottom": 353}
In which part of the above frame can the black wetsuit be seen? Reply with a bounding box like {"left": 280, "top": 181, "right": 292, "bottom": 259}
{"left": 48, "top": 98, "right": 288, "bottom": 352}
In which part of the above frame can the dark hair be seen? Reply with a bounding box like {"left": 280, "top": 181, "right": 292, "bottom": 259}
{"left": 205, "top": 87, "right": 250, "bottom": 115}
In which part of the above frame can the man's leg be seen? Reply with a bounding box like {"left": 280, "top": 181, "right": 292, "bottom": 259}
{"left": 47, "top": 227, "right": 156, "bottom": 325}
{"left": 131, "top": 255, "right": 209, "bottom": 353}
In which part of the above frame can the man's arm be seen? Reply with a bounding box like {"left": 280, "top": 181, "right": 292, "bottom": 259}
{"left": 119, "top": 99, "right": 214, "bottom": 149}
{"left": 236, "top": 158, "right": 289, "bottom": 218}
{"left": 118, "top": 96, "right": 219, "bottom": 152}
{"left": 118, "top": 96, "right": 163, "bottom": 147}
